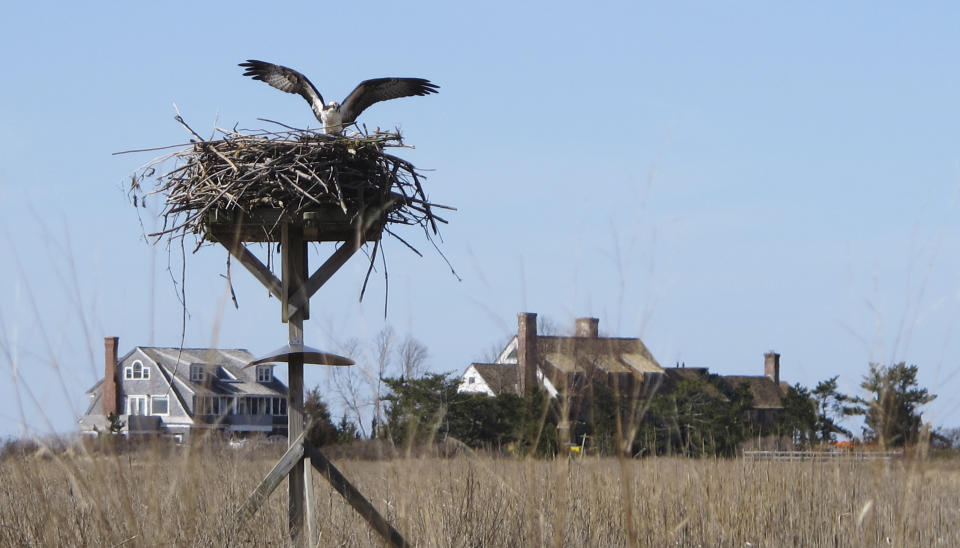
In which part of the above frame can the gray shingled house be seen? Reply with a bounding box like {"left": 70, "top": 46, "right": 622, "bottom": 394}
{"left": 79, "top": 337, "right": 288, "bottom": 441}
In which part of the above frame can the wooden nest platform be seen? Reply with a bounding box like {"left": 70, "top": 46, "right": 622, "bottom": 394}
{"left": 128, "top": 123, "right": 448, "bottom": 246}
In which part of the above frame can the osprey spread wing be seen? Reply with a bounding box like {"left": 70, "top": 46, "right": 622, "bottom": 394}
{"left": 239, "top": 60, "right": 439, "bottom": 135}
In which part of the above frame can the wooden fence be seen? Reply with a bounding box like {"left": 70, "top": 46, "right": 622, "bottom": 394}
{"left": 742, "top": 450, "right": 903, "bottom": 462}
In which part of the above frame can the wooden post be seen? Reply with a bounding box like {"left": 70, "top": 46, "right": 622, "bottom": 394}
{"left": 224, "top": 210, "right": 407, "bottom": 545}
{"left": 282, "top": 221, "right": 308, "bottom": 546}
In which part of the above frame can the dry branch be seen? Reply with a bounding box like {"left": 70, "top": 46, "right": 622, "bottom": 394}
{"left": 125, "top": 124, "right": 450, "bottom": 249}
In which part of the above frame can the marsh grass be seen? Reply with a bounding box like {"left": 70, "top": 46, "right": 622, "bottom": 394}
{"left": 1, "top": 441, "right": 957, "bottom": 547}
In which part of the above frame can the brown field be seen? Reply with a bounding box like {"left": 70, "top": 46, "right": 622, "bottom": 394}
{"left": 1, "top": 446, "right": 958, "bottom": 546}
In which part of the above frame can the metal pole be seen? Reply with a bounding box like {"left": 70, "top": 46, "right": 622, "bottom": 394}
{"left": 282, "top": 222, "right": 307, "bottom": 546}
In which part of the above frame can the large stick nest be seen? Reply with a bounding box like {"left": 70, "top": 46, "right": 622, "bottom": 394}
{"left": 127, "top": 120, "right": 450, "bottom": 248}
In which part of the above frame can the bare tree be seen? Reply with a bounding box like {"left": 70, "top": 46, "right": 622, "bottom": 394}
{"left": 328, "top": 337, "right": 369, "bottom": 438}
{"left": 479, "top": 335, "right": 513, "bottom": 363}
{"left": 370, "top": 326, "right": 396, "bottom": 438}
{"left": 396, "top": 336, "right": 429, "bottom": 379}
{"left": 324, "top": 326, "right": 430, "bottom": 439}
{"left": 537, "top": 315, "right": 565, "bottom": 336}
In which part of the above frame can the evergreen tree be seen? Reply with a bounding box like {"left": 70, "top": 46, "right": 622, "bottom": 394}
{"left": 382, "top": 373, "right": 459, "bottom": 446}
{"left": 304, "top": 387, "right": 339, "bottom": 447}
{"left": 639, "top": 375, "right": 751, "bottom": 457}
{"left": 851, "top": 363, "right": 935, "bottom": 447}
{"left": 335, "top": 414, "right": 361, "bottom": 443}
{"left": 777, "top": 384, "right": 817, "bottom": 446}
{"left": 811, "top": 376, "right": 854, "bottom": 442}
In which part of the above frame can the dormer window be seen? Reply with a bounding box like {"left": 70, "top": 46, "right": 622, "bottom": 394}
{"left": 256, "top": 365, "right": 273, "bottom": 383}
{"left": 190, "top": 364, "right": 207, "bottom": 382}
{"left": 124, "top": 360, "right": 150, "bottom": 380}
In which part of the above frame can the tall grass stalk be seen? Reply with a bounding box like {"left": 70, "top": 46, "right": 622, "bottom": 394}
{"left": 1, "top": 444, "right": 957, "bottom": 546}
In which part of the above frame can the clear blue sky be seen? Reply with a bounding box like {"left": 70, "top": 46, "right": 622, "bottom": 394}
{"left": 1, "top": 2, "right": 958, "bottom": 439}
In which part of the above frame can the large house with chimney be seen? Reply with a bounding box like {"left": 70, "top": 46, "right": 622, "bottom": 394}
{"left": 79, "top": 337, "right": 289, "bottom": 441}
{"left": 458, "top": 313, "right": 788, "bottom": 429}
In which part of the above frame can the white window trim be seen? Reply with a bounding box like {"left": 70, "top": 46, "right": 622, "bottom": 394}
{"left": 127, "top": 395, "right": 148, "bottom": 416}
{"left": 150, "top": 395, "right": 169, "bottom": 416}
{"left": 125, "top": 360, "right": 151, "bottom": 380}
{"left": 190, "top": 364, "right": 207, "bottom": 383}
{"left": 256, "top": 365, "right": 273, "bottom": 383}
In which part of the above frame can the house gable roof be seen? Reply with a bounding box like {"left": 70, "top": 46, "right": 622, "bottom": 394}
{"left": 722, "top": 375, "right": 786, "bottom": 409}
{"left": 535, "top": 336, "right": 664, "bottom": 377}
{"left": 660, "top": 368, "right": 728, "bottom": 400}
{"left": 470, "top": 363, "right": 518, "bottom": 395}
{"left": 139, "top": 347, "right": 287, "bottom": 398}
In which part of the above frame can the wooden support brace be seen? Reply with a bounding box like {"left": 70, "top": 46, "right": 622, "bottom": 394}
{"left": 284, "top": 197, "right": 396, "bottom": 319}
{"left": 235, "top": 432, "right": 409, "bottom": 547}
{"left": 284, "top": 240, "right": 361, "bottom": 320}
{"left": 214, "top": 237, "right": 283, "bottom": 301}
{"left": 305, "top": 455, "right": 316, "bottom": 546}
{"left": 303, "top": 441, "right": 409, "bottom": 548}
{"left": 235, "top": 429, "right": 308, "bottom": 522}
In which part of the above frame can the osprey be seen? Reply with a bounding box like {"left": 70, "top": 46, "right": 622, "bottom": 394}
{"left": 239, "top": 59, "right": 439, "bottom": 135}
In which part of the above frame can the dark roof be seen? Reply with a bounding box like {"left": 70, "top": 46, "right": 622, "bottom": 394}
{"left": 722, "top": 375, "right": 785, "bottom": 409}
{"left": 536, "top": 336, "right": 663, "bottom": 376}
{"left": 471, "top": 363, "right": 517, "bottom": 395}
{"left": 660, "top": 368, "right": 728, "bottom": 400}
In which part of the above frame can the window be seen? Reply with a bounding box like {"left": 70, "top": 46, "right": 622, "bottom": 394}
{"left": 256, "top": 365, "right": 273, "bottom": 383}
{"left": 127, "top": 396, "right": 147, "bottom": 416}
{"left": 190, "top": 364, "right": 206, "bottom": 382}
{"left": 151, "top": 395, "right": 169, "bottom": 415}
{"left": 249, "top": 397, "right": 268, "bottom": 415}
{"left": 468, "top": 376, "right": 475, "bottom": 384}
{"left": 193, "top": 396, "right": 229, "bottom": 415}
{"left": 124, "top": 360, "right": 150, "bottom": 380}
{"left": 271, "top": 397, "right": 287, "bottom": 416}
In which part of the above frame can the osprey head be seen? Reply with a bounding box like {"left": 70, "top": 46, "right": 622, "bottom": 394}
{"left": 326, "top": 101, "right": 341, "bottom": 111}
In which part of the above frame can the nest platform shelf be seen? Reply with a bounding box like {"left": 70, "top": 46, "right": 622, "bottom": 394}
{"left": 203, "top": 202, "right": 391, "bottom": 243}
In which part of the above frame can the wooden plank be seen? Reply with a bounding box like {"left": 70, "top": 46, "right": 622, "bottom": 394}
{"left": 235, "top": 432, "right": 306, "bottom": 522}
{"left": 286, "top": 241, "right": 361, "bottom": 319}
{"left": 304, "top": 441, "right": 409, "bottom": 548}
{"left": 305, "top": 456, "right": 316, "bottom": 547}
{"left": 285, "top": 197, "right": 397, "bottom": 318}
{"left": 283, "top": 222, "right": 308, "bottom": 546}
{"left": 205, "top": 206, "right": 387, "bottom": 243}
{"left": 282, "top": 223, "right": 310, "bottom": 322}
{"left": 213, "top": 238, "right": 283, "bottom": 301}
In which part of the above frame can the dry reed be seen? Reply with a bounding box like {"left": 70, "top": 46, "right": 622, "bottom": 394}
{"left": 1, "top": 444, "right": 957, "bottom": 547}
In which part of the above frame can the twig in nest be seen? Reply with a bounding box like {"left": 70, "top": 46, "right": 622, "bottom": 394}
{"left": 121, "top": 119, "right": 458, "bottom": 310}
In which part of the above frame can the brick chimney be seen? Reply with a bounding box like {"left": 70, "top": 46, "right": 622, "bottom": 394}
{"left": 103, "top": 337, "right": 120, "bottom": 416}
{"left": 575, "top": 317, "right": 599, "bottom": 338}
{"left": 764, "top": 351, "right": 780, "bottom": 385}
{"left": 517, "top": 313, "right": 539, "bottom": 396}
